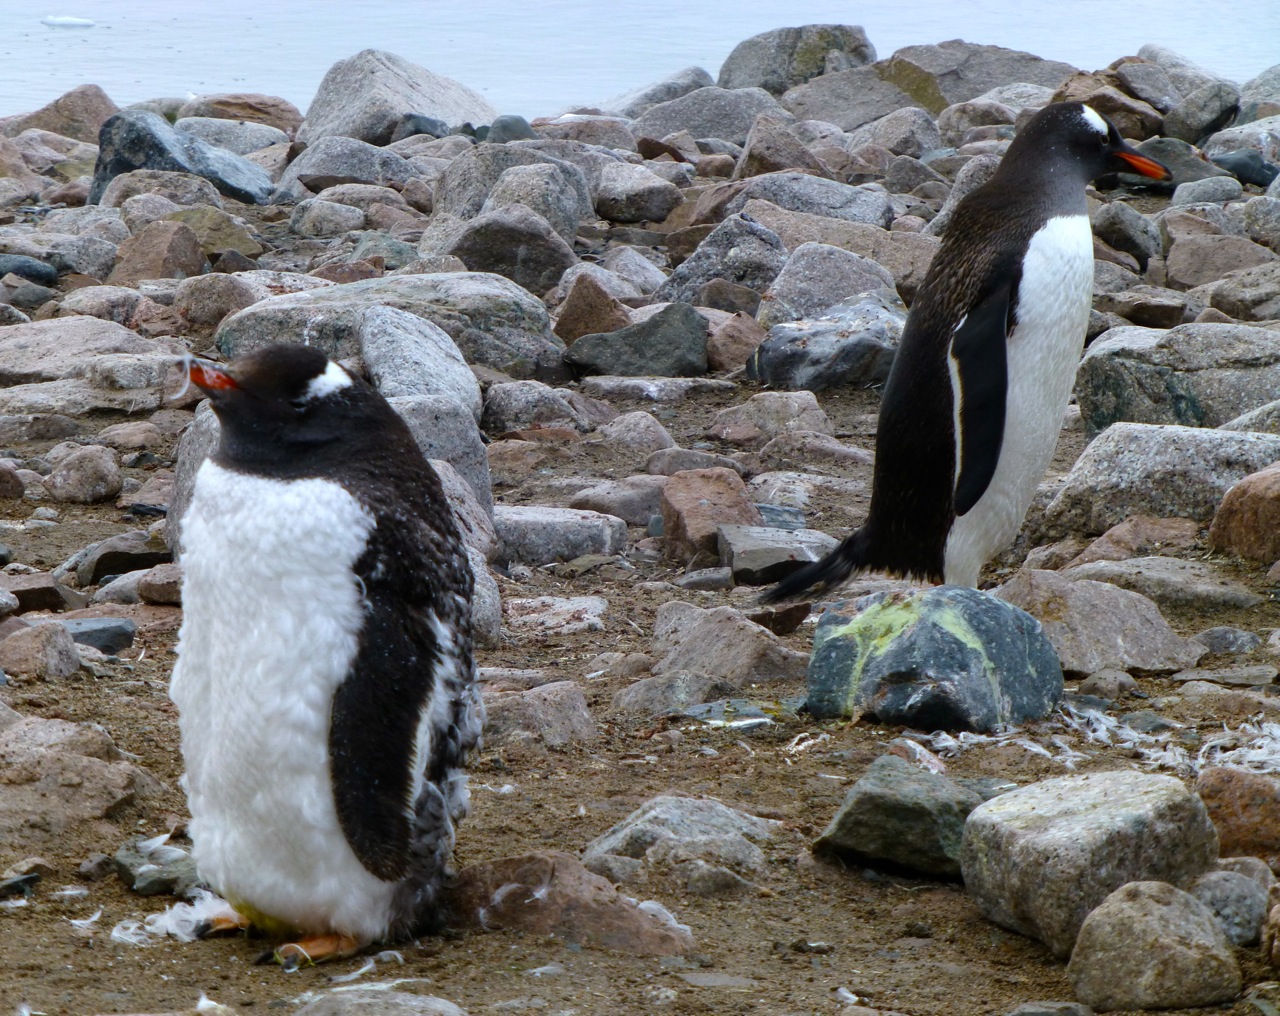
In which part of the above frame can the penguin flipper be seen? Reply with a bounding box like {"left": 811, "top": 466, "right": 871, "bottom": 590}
{"left": 759, "top": 528, "right": 872, "bottom": 603}
{"left": 950, "top": 276, "right": 1014, "bottom": 517}
{"left": 329, "top": 508, "right": 474, "bottom": 886}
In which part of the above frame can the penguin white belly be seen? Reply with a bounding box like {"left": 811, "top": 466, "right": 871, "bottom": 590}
{"left": 944, "top": 214, "right": 1093, "bottom": 586}
{"left": 171, "top": 461, "right": 395, "bottom": 942}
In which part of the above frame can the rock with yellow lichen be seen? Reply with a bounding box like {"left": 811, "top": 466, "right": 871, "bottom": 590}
{"left": 805, "top": 584, "right": 1062, "bottom": 731}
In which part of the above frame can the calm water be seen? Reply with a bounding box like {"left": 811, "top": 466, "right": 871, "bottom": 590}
{"left": 1, "top": 1, "right": 1274, "bottom": 120}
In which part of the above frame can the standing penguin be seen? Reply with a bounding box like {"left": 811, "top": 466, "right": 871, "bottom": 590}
{"left": 763, "top": 102, "right": 1170, "bottom": 602}
{"left": 170, "top": 343, "right": 483, "bottom": 968}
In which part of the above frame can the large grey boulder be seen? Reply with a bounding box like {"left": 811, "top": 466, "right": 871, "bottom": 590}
{"left": 1137, "top": 44, "right": 1230, "bottom": 96}
{"left": 1043, "top": 422, "right": 1280, "bottom": 535}
{"left": 483, "top": 163, "right": 583, "bottom": 242}
{"left": 997, "top": 569, "right": 1205, "bottom": 675}
{"left": 724, "top": 172, "right": 894, "bottom": 227}
{"left": 781, "top": 66, "right": 919, "bottom": 132}
{"left": 1076, "top": 322, "right": 1280, "bottom": 434}
{"left": 652, "top": 214, "right": 787, "bottom": 305}
{"left": 1208, "top": 261, "right": 1280, "bottom": 321}
{"left": 433, "top": 143, "right": 592, "bottom": 222}
{"left": 1201, "top": 113, "right": 1280, "bottom": 165}
{"left": 423, "top": 203, "right": 577, "bottom": 296}
{"left": 718, "top": 26, "right": 876, "bottom": 95}
{"left": 632, "top": 86, "right": 791, "bottom": 147}
{"left": 597, "top": 66, "right": 716, "bottom": 119}
{"left": 271, "top": 136, "right": 417, "bottom": 203}
{"left": 594, "top": 162, "right": 684, "bottom": 223}
{"left": 173, "top": 116, "right": 289, "bottom": 155}
{"left": 962, "top": 771, "right": 1219, "bottom": 958}
{"left": 876, "top": 40, "right": 1078, "bottom": 113}
{"left": 755, "top": 242, "right": 894, "bottom": 328}
{"left": 747, "top": 290, "right": 905, "bottom": 391}
{"left": 299, "top": 49, "right": 497, "bottom": 145}
{"left": 845, "top": 106, "right": 942, "bottom": 158}
{"left": 89, "top": 110, "right": 274, "bottom": 205}
{"left": 0, "top": 317, "right": 176, "bottom": 386}
{"left": 215, "top": 273, "right": 565, "bottom": 380}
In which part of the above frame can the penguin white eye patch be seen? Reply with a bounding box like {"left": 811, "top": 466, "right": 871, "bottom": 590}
{"left": 303, "top": 360, "right": 354, "bottom": 401}
{"left": 1079, "top": 105, "right": 1108, "bottom": 136}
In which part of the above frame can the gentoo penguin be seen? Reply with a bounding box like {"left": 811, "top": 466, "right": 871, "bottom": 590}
{"left": 764, "top": 102, "right": 1170, "bottom": 602}
{"left": 169, "top": 344, "right": 483, "bottom": 968}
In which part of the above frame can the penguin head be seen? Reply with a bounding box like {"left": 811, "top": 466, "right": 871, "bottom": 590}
{"left": 1005, "top": 101, "right": 1171, "bottom": 185}
{"left": 188, "top": 344, "right": 387, "bottom": 467}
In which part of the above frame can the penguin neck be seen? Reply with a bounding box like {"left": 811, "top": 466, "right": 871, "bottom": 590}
{"left": 989, "top": 151, "right": 1091, "bottom": 219}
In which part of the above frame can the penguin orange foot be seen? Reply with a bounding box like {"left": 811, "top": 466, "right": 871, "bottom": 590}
{"left": 194, "top": 910, "right": 252, "bottom": 938}
{"left": 258, "top": 934, "right": 363, "bottom": 970}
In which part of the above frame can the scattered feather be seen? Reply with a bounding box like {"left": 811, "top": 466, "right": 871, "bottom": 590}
{"left": 52, "top": 886, "right": 89, "bottom": 898}
{"left": 68, "top": 907, "right": 102, "bottom": 930}
{"left": 110, "top": 919, "right": 150, "bottom": 946}
{"left": 0, "top": 898, "right": 29, "bottom": 910}
{"left": 637, "top": 899, "right": 691, "bottom": 936}
{"left": 525, "top": 963, "right": 565, "bottom": 976}
{"left": 328, "top": 958, "right": 376, "bottom": 984}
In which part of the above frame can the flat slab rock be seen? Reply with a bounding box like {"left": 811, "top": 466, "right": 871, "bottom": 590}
{"left": 808, "top": 585, "right": 1063, "bottom": 732}
{"left": 582, "top": 794, "right": 781, "bottom": 873}
{"left": 578, "top": 375, "right": 737, "bottom": 402}
{"left": 445, "top": 850, "right": 692, "bottom": 955}
{"left": 961, "top": 770, "right": 1219, "bottom": 958}
{"left": 716, "top": 523, "right": 838, "bottom": 585}
{"left": 997, "top": 569, "right": 1204, "bottom": 675}
{"left": 1062, "top": 555, "right": 1263, "bottom": 610}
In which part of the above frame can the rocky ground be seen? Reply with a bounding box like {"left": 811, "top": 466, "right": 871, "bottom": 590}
{"left": 2, "top": 23, "right": 1280, "bottom": 1016}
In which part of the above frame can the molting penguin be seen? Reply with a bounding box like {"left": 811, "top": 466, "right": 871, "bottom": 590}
{"left": 169, "top": 343, "right": 483, "bottom": 968}
{"left": 763, "top": 102, "right": 1170, "bottom": 602}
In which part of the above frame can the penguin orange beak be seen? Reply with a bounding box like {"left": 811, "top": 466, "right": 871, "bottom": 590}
{"left": 1112, "top": 149, "right": 1172, "bottom": 180}
{"left": 189, "top": 361, "right": 239, "bottom": 393}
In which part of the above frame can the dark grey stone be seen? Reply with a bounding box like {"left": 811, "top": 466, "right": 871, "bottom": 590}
{"left": 1092, "top": 201, "right": 1161, "bottom": 270}
{"left": 747, "top": 290, "right": 905, "bottom": 391}
{"left": 391, "top": 113, "right": 449, "bottom": 142}
{"left": 565, "top": 302, "right": 708, "bottom": 377}
{"left": 807, "top": 585, "right": 1063, "bottom": 731}
{"left": 0, "top": 255, "right": 57, "bottom": 286}
{"left": 113, "top": 838, "right": 199, "bottom": 897}
{"left": 1126, "top": 137, "right": 1232, "bottom": 188}
{"left": 89, "top": 110, "right": 274, "bottom": 205}
{"left": 1004, "top": 1004, "right": 1094, "bottom": 1016}
{"left": 486, "top": 114, "right": 538, "bottom": 144}
{"left": 71, "top": 530, "right": 172, "bottom": 586}
{"left": 1115, "top": 62, "right": 1183, "bottom": 114}
{"left": 651, "top": 214, "right": 787, "bottom": 305}
{"left": 612, "top": 671, "right": 737, "bottom": 716}
{"left": 813, "top": 754, "right": 982, "bottom": 877}
{"left": 1211, "top": 150, "right": 1280, "bottom": 187}
{"left": 1193, "top": 626, "right": 1262, "bottom": 655}
{"left": 55, "top": 618, "right": 136, "bottom": 654}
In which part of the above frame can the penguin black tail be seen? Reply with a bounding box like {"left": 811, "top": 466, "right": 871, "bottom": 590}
{"left": 759, "top": 528, "right": 873, "bottom": 604}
